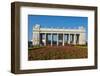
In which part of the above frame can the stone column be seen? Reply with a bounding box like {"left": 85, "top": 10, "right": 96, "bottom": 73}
{"left": 51, "top": 33, "right": 53, "bottom": 46}
{"left": 44, "top": 33, "right": 46, "bottom": 46}
{"left": 63, "top": 33, "right": 65, "bottom": 46}
{"left": 68, "top": 34, "right": 70, "bottom": 44}
{"left": 73, "top": 34, "right": 76, "bottom": 45}
{"left": 57, "top": 33, "right": 59, "bottom": 46}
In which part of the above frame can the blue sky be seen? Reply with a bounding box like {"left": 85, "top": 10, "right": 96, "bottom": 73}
{"left": 28, "top": 15, "right": 88, "bottom": 41}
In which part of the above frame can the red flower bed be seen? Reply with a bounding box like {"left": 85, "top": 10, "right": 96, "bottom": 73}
{"left": 28, "top": 45, "right": 87, "bottom": 60}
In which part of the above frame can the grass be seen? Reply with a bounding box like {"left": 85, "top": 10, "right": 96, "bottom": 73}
{"left": 74, "top": 45, "right": 87, "bottom": 48}
{"left": 28, "top": 45, "right": 88, "bottom": 60}
{"left": 28, "top": 45, "right": 45, "bottom": 50}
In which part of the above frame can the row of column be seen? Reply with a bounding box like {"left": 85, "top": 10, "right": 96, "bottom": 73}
{"left": 43, "top": 33, "right": 78, "bottom": 46}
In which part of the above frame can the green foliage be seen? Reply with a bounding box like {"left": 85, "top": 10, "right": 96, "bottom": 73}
{"left": 28, "top": 45, "right": 45, "bottom": 50}
{"left": 74, "top": 45, "right": 87, "bottom": 48}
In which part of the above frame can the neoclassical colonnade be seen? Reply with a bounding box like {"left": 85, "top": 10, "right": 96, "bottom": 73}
{"left": 32, "top": 24, "right": 86, "bottom": 46}
{"left": 39, "top": 33, "right": 80, "bottom": 46}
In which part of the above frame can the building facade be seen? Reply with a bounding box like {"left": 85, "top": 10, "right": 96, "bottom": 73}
{"left": 32, "top": 24, "right": 86, "bottom": 46}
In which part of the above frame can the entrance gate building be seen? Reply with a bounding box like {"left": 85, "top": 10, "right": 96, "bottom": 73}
{"left": 32, "top": 24, "right": 86, "bottom": 46}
